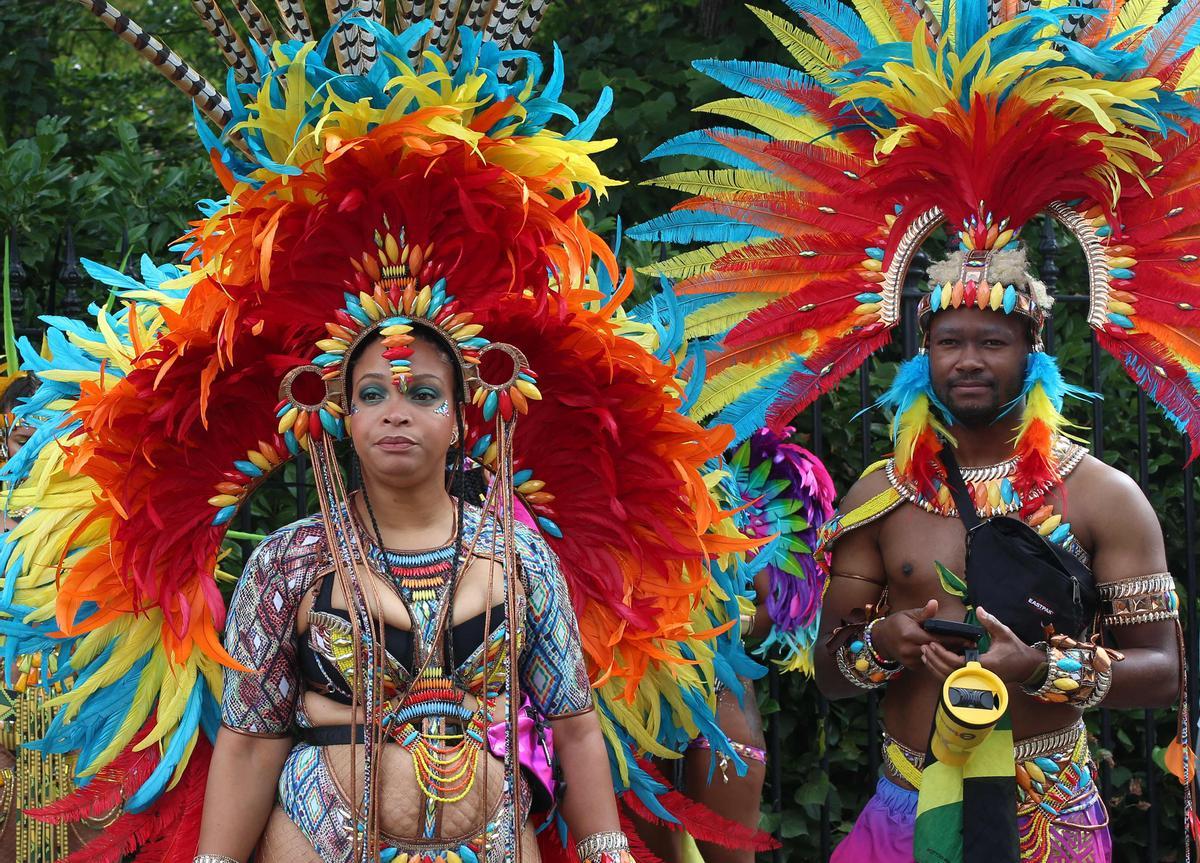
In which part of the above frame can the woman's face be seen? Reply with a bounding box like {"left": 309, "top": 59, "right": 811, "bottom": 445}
{"left": 4, "top": 422, "right": 32, "bottom": 459}
{"left": 348, "top": 335, "right": 458, "bottom": 489}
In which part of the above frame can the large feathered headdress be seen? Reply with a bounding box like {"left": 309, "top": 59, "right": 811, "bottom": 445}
{"left": 632, "top": 0, "right": 1200, "bottom": 476}
{"left": 0, "top": 4, "right": 765, "bottom": 860}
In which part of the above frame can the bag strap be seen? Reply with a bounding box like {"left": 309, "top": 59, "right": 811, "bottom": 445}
{"left": 937, "top": 447, "right": 983, "bottom": 530}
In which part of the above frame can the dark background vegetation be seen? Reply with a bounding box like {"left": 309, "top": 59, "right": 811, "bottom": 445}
{"left": 1, "top": 1, "right": 1195, "bottom": 858}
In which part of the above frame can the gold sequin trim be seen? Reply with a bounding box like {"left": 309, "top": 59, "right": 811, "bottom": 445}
{"left": 1098, "top": 572, "right": 1179, "bottom": 626}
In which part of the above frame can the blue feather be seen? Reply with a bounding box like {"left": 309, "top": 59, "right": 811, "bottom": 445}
{"left": 712, "top": 356, "right": 811, "bottom": 445}
{"left": 125, "top": 681, "right": 205, "bottom": 811}
{"left": 692, "top": 59, "right": 821, "bottom": 114}
{"left": 627, "top": 209, "right": 776, "bottom": 245}
{"left": 955, "top": 0, "right": 989, "bottom": 59}
{"left": 779, "top": 0, "right": 876, "bottom": 53}
{"left": 1001, "top": 351, "right": 1098, "bottom": 417}
{"left": 643, "top": 127, "right": 770, "bottom": 168}
{"left": 1140, "top": 0, "right": 1200, "bottom": 66}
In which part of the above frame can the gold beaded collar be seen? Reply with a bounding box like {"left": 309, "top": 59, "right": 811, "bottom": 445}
{"left": 885, "top": 436, "right": 1087, "bottom": 519}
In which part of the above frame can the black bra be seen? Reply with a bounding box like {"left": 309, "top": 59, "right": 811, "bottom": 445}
{"left": 296, "top": 571, "right": 505, "bottom": 705}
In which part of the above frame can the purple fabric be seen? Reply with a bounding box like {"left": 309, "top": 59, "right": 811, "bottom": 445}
{"left": 833, "top": 777, "right": 1112, "bottom": 862}
{"left": 487, "top": 697, "right": 556, "bottom": 803}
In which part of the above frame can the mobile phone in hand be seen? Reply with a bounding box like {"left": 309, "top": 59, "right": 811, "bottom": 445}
{"left": 922, "top": 618, "right": 985, "bottom": 641}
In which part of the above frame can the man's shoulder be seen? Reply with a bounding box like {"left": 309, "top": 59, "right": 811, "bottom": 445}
{"left": 1065, "top": 452, "right": 1145, "bottom": 503}
{"left": 838, "top": 461, "right": 893, "bottom": 513}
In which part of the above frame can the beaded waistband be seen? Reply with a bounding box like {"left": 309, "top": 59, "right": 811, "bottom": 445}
{"left": 883, "top": 720, "right": 1087, "bottom": 781}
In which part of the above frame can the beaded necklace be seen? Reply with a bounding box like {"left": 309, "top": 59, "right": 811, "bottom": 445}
{"left": 886, "top": 436, "right": 1086, "bottom": 520}
{"left": 360, "top": 494, "right": 503, "bottom": 851}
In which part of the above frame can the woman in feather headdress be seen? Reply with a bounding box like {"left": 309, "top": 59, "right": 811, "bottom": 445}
{"left": 0, "top": 3, "right": 772, "bottom": 863}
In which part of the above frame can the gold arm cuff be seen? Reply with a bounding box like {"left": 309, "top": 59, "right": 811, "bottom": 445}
{"left": 1098, "top": 572, "right": 1179, "bottom": 626}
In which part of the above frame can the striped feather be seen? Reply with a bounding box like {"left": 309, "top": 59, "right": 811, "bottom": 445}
{"left": 230, "top": 0, "right": 276, "bottom": 48}
{"left": 484, "top": 0, "right": 523, "bottom": 45}
{"left": 272, "top": 0, "right": 314, "bottom": 40}
{"left": 188, "top": 0, "right": 256, "bottom": 82}
{"left": 503, "top": 0, "right": 548, "bottom": 52}
{"left": 1060, "top": 0, "right": 1101, "bottom": 39}
{"left": 70, "top": 0, "right": 230, "bottom": 127}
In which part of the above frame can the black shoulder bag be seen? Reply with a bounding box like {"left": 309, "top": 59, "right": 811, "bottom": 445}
{"left": 939, "top": 449, "right": 1098, "bottom": 644}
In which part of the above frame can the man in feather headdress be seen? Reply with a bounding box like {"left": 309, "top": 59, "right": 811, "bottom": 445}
{"left": 813, "top": 247, "right": 1185, "bottom": 863}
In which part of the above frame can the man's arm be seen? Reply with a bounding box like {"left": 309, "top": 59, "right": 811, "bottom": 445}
{"left": 1083, "top": 463, "right": 1180, "bottom": 709}
{"left": 814, "top": 473, "right": 888, "bottom": 700}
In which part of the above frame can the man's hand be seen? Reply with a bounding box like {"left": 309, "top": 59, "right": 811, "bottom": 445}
{"left": 922, "top": 606, "right": 1045, "bottom": 684}
{"left": 873, "top": 600, "right": 963, "bottom": 670}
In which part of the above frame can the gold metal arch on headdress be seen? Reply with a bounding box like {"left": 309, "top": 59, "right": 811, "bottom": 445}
{"left": 882, "top": 203, "right": 1117, "bottom": 331}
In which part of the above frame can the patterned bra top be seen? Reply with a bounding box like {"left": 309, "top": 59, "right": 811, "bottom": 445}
{"left": 221, "top": 503, "right": 596, "bottom": 738}
{"left": 296, "top": 543, "right": 514, "bottom": 705}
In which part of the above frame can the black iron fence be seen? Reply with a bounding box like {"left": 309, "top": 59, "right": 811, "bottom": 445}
{"left": 7, "top": 216, "right": 1198, "bottom": 861}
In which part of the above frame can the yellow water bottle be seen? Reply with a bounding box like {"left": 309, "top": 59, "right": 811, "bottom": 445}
{"left": 931, "top": 660, "right": 1008, "bottom": 767}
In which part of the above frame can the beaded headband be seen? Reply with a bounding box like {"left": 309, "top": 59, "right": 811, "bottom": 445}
{"left": 275, "top": 223, "right": 540, "bottom": 452}
{"left": 917, "top": 246, "right": 1050, "bottom": 349}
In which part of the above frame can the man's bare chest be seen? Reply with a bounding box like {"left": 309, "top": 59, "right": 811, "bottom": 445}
{"left": 877, "top": 504, "right": 970, "bottom": 611}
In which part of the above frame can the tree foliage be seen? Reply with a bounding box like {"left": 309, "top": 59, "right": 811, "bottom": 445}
{"left": 1, "top": 1, "right": 1196, "bottom": 859}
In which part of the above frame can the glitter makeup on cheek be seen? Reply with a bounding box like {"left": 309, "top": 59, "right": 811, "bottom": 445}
{"left": 434, "top": 400, "right": 450, "bottom": 417}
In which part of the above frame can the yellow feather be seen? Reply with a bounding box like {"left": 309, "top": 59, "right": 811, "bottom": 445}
{"left": 643, "top": 169, "right": 789, "bottom": 197}
{"left": 747, "top": 6, "right": 839, "bottom": 86}
{"left": 684, "top": 294, "right": 773, "bottom": 338}
{"left": 79, "top": 648, "right": 167, "bottom": 776}
{"left": 640, "top": 242, "right": 747, "bottom": 280}
{"left": 696, "top": 98, "right": 838, "bottom": 145}
{"left": 1177, "top": 48, "right": 1200, "bottom": 88}
{"left": 1114, "top": 0, "right": 1169, "bottom": 41}
{"left": 691, "top": 359, "right": 790, "bottom": 420}
{"left": 852, "top": 0, "right": 902, "bottom": 43}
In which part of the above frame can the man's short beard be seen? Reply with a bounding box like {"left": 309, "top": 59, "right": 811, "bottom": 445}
{"left": 932, "top": 382, "right": 1003, "bottom": 427}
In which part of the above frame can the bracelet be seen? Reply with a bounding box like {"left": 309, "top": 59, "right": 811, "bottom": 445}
{"left": 836, "top": 625, "right": 902, "bottom": 690}
{"left": 864, "top": 618, "right": 900, "bottom": 670}
{"left": 194, "top": 856, "right": 241, "bottom": 863}
{"left": 577, "top": 831, "right": 631, "bottom": 863}
{"left": 1021, "top": 635, "right": 1123, "bottom": 708}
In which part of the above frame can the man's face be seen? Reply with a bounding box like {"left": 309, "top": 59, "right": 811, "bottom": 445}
{"left": 927, "top": 307, "right": 1030, "bottom": 427}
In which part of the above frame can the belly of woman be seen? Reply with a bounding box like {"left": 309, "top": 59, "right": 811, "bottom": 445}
{"left": 302, "top": 690, "right": 517, "bottom": 842}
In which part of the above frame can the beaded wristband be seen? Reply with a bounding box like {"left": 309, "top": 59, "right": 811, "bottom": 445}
{"left": 836, "top": 623, "right": 902, "bottom": 690}
{"left": 577, "top": 830, "right": 631, "bottom": 862}
{"left": 864, "top": 618, "right": 900, "bottom": 670}
{"left": 194, "top": 855, "right": 241, "bottom": 863}
{"left": 1021, "top": 635, "right": 1122, "bottom": 707}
